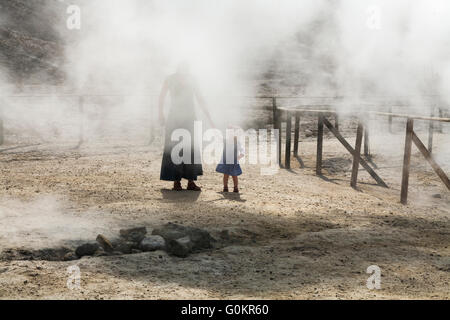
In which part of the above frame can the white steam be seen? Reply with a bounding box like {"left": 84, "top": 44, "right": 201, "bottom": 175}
{"left": 0, "top": 196, "right": 115, "bottom": 249}
{"left": 1, "top": 0, "right": 449, "bottom": 141}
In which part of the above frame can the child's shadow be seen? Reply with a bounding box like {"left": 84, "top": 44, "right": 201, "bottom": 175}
{"left": 159, "top": 189, "right": 201, "bottom": 202}
{"left": 218, "top": 192, "right": 247, "bottom": 202}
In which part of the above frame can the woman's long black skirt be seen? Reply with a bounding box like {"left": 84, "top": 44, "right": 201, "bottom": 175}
{"left": 160, "top": 120, "right": 203, "bottom": 181}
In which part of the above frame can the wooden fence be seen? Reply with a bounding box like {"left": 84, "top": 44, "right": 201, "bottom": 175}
{"left": 274, "top": 101, "right": 450, "bottom": 205}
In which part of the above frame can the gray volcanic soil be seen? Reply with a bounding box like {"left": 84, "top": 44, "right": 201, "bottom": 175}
{"left": 0, "top": 128, "right": 448, "bottom": 299}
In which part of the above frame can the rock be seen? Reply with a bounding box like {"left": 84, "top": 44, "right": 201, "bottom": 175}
{"left": 93, "top": 247, "right": 108, "bottom": 257}
{"left": 0, "top": 248, "right": 75, "bottom": 261}
{"left": 305, "top": 129, "right": 314, "bottom": 137}
{"left": 114, "top": 241, "right": 134, "bottom": 254}
{"left": 63, "top": 252, "right": 78, "bottom": 261}
{"left": 166, "top": 236, "right": 193, "bottom": 258}
{"left": 34, "top": 247, "right": 73, "bottom": 261}
{"left": 94, "top": 251, "right": 108, "bottom": 257}
{"left": 152, "top": 223, "right": 187, "bottom": 241}
{"left": 219, "top": 229, "right": 230, "bottom": 240}
{"left": 75, "top": 243, "right": 99, "bottom": 257}
{"left": 96, "top": 234, "right": 114, "bottom": 252}
{"left": 188, "top": 228, "right": 215, "bottom": 250}
{"left": 131, "top": 249, "right": 142, "bottom": 254}
{"left": 119, "top": 227, "right": 147, "bottom": 243}
{"left": 140, "top": 235, "right": 166, "bottom": 252}
{"left": 432, "top": 194, "right": 442, "bottom": 199}
{"left": 152, "top": 223, "right": 215, "bottom": 251}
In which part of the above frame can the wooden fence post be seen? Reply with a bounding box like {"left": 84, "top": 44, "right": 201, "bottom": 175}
{"left": 285, "top": 111, "right": 292, "bottom": 169}
{"left": 351, "top": 122, "right": 364, "bottom": 189}
{"left": 293, "top": 113, "right": 300, "bottom": 157}
{"left": 273, "top": 97, "right": 281, "bottom": 167}
{"left": 316, "top": 114, "right": 324, "bottom": 175}
{"left": 401, "top": 118, "right": 414, "bottom": 204}
{"left": 428, "top": 106, "right": 434, "bottom": 153}
{"left": 412, "top": 131, "right": 450, "bottom": 190}
{"left": 364, "top": 126, "right": 370, "bottom": 156}
{"left": 323, "top": 118, "right": 388, "bottom": 188}
{"left": 438, "top": 108, "right": 443, "bottom": 133}
{"left": 335, "top": 113, "right": 339, "bottom": 131}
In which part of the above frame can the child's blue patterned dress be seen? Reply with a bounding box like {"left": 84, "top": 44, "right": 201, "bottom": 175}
{"left": 215, "top": 138, "right": 243, "bottom": 176}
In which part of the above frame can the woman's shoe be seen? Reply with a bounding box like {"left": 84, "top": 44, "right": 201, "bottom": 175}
{"left": 172, "top": 181, "right": 183, "bottom": 191}
{"left": 187, "top": 181, "right": 201, "bottom": 191}
{"left": 223, "top": 187, "right": 229, "bottom": 192}
{"left": 233, "top": 187, "right": 239, "bottom": 193}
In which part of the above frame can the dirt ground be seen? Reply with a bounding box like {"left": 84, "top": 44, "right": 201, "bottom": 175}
{"left": 0, "top": 128, "right": 449, "bottom": 300}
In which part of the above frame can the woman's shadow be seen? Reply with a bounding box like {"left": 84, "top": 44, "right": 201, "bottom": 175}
{"left": 160, "top": 189, "right": 201, "bottom": 202}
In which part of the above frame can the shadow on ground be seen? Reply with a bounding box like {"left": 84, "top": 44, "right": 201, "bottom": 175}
{"left": 159, "top": 189, "right": 201, "bottom": 202}
{"left": 73, "top": 200, "right": 449, "bottom": 298}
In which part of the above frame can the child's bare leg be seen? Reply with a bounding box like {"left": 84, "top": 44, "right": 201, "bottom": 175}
{"left": 223, "top": 174, "right": 229, "bottom": 192}
{"left": 232, "top": 176, "right": 239, "bottom": 192}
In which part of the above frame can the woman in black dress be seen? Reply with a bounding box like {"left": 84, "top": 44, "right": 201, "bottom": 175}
{"left": 158, "top": 62, "right": 214, "bottom": 191}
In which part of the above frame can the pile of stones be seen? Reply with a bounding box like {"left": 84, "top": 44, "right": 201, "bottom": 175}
{"left": 73, "top": 222, "right": 216, "bottom": 260}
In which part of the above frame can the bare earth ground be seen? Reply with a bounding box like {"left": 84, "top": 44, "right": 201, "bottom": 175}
{"left": 0, "top": 131, "right": 449, "bottom": 300}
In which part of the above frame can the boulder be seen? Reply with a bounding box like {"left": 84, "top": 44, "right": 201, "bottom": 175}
{"left": 96, "top": 234, "right": 114, "bottom": 252}
{"left": 75, "top": 243, "right": 99, "bottom": 257}
{"left": 219, "top": 229, "right": 230, "bottom": 240}
{"left": 93, "top": 250, "right": 108, "bottom": 257}
{"left": 119, "top": 227, "right": 147, "bottom": 243}
{"left": 152, "top": 223, "right": 187, "bottom": 241}
{"left": 63, "top": 252, "right": 78, "bottom": 261}
{"left": 114, "top": 241, "right": 134, "bottom": 254}
{"left": 188, "top": 228, "right": 215, "bottom": 250}
{"left": 140, "top": 235, "right": 166, "bottom": 252}
{"left": 35, "top": 247, "right": 73, "bottom": 261}
{"left": 166, "top": 236, "right": 193, "bottom": 258}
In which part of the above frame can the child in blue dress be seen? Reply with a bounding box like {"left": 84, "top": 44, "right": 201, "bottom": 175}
{"left": 216, "top": 129, "right": 244, "bottom": 193}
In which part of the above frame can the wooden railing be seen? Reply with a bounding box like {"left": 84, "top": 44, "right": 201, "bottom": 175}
{"left": 274, "top": 103, "right": 450, "bottom": 205}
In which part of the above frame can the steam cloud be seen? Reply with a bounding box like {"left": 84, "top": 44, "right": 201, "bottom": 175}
{"left": 1, "top": 0, "right": 449, "bottom": 140}
{"left": 0, "top": 0, "right": 449, "bottom": 249}
{"left": 0, "top": 196, "right": 116, "bottom": 249}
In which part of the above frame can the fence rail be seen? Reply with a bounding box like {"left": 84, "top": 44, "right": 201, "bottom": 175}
{"left": 274, "top": 102, "right": 449, "bottom": 205}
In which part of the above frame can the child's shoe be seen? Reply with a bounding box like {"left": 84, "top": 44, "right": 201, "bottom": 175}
{"left": 233, "top": 187, "right": 239, "bottom": 193}
{"left": 223, "top": 187, "right": 229, "bottom": 192}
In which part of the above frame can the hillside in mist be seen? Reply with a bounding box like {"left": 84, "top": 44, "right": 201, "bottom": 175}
{"left": 0, "top": 0, "right": 66, "bottom": 84}
{"left": 0, "top": 0, "right": 448, "bottom": 104}
{"left": 0, "top": 0, "right": 325, "bottom": 94}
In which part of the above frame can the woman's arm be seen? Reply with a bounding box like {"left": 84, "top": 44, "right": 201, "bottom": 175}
{"left": 158, "top": 79, "right": 169, "bottom": 126}
{"left": 193, "top": 82, "right": 215, "bottom": 128}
